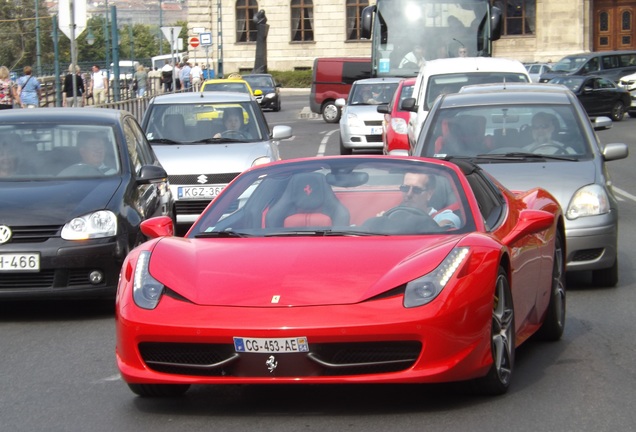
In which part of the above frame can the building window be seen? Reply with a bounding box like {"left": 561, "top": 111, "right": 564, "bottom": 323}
{"left": 236, "top": 0, "right": 258, "bottom": 43}
{"left": 622, "top": 11, "right": 632, "bottom": 31}
{"left": 493, "top": 0, "right": 535, "bottom": 36}
{"left": 599, "top": 12, "right": 609, "bottom": 32}
{"left": 291, "top": 0, "right": 314, "bottom": 42}
{"left": 346, "top": 0, "right": 369, "bottom": 40}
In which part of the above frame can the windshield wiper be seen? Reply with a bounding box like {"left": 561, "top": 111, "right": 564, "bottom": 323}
{"left": 475, "top": 152, "right": 577, "bottom": 161}
{"left": 148, "top": 138, "right": 182, "bottom": 144}
{"left": 194, "top": 230, "right": 253, "bottom": 238}
{"left": 265, "top": 229, "right": 381, "bottom": 237}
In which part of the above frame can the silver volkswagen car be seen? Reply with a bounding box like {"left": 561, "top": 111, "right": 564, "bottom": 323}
{"left": 413, "top": 83, "right": 628, "bottom": 286}
{"left": 141, "top": 92, "right": 292, "bottom": 228}
{"left": 336, "top": 77, "right": 402, "bottom": 154}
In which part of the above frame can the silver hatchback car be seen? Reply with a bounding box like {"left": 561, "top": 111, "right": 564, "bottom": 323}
{"left": 336, "top": 77, "right": 401, "bottom": 154}
{"left": 413, "top": 83, "right": 628, "bottom": 286}
{"left": 141, "top": 92, "right": 292, "bottom": 227}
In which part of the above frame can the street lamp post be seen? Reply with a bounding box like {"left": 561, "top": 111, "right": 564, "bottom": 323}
{"left": 159, "top": 0, "right": 163, "bottom": 56}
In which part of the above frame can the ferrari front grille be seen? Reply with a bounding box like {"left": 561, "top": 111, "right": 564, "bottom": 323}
{"left": 138, "top": 341, "right": 421, "bottom": 377}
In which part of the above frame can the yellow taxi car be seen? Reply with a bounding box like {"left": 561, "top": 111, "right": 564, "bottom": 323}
{"left": 200, "top": 74, "right": 261, "bottom": 98}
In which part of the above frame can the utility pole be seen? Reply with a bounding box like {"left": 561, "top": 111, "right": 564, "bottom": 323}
{"left": 217, "top": 0, "right": 223, "bottom": 77}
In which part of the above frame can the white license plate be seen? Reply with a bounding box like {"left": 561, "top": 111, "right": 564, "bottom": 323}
{"left": 233, "top": 337, "right": 309, "bottom": 353}
{"left": 178, "top": 185, "right": 225, "bottom": 199}
{"left": 369, "top": 126, "right": 383, "bottom": 134}
{"left": 0, "top": 253, "right": 40, "bottom": 272}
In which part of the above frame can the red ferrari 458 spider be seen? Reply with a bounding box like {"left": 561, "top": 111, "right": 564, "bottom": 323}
{"left": 116, "top": 156, "right": 566, "bottom": 397}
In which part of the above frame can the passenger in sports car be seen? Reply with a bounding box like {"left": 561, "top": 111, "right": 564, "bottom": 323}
{"left": 380, "top": 172, "right": 460, "bottom": 228}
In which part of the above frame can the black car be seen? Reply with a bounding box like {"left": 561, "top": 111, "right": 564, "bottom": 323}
{"left": 241, "top": 73, "right": 282, "bottom": 111}
{"left": 0, "top": 108, "right": 174, "bottom": 299}
{"left": 549, "top": 75, "right": 631, "bottom": 121}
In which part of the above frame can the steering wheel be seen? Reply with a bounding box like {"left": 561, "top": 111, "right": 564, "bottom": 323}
{"left": 220, "top": 130, "right": 247, "bottom": 139}
{"left": 530, "top": 143, "right": 569, "bottom": 155}
{"left": 383, "top": 206, "right": 430, "bottom": 218}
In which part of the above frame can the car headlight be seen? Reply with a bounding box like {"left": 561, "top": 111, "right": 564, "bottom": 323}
{"left": 391, "top": 118, "right": 408, "bottom": 135}
{"left": 133, "top": 251, "right": 165, "bottom": 310}
{"left": 404, "top": 247, "right": 469, "bottom": 308}
{"left": 566, "top": 184, "right": 610, "bottom": 219}
{"left": 252, "top": 156, "right": 272, "bottom": 166}
{"left": 61, "top": 210, "right": 117, "bottom": 240}
{"left": 264, "top": 93, "right": 276, "bottom": 100}
{"left": 345, "top": 112, "right": 364, "bottom": 128}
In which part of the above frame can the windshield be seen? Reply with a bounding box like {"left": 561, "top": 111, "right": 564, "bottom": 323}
{"left": 243, "top": 76, "right": 274, "bottom": 88}
{"left": 350, "top": 82, "right": 399, "bottom": 105}
{"left": 144, "top": 102, "right": 266, "bottom": 143}
{"left": 419, "top": 104, "right": 594, "bottom": 159}
{"left": 0, "top": 125, "right": 120, "bottom": 180}
{"left": 551, "top": 56, "right": 590, "bottom": 73}
{"left": 549, "top": 76, "right": 585, "bottom": 92}
{"left": 424, "top": 72, "right": 530, "bottom": 109}
{"left": 372, "top": 0, "right": 490, "bottom": 77}
{"left": 189, "top": 158, "right": 476, "bottom": 237}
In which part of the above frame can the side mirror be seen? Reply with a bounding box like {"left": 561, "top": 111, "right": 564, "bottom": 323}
{"left": 401, "top": 97, "right": 417, "bottom": 112}
{"left": 138, "top": 165, "right": 168, "bottom": 183}
{"left": 377, "top": 104, "right": 390, "bottom": 114}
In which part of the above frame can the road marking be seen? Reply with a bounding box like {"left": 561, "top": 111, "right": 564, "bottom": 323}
{"left": 614, "top": 186, "right": 636, "bottom": 202}
{"left": 317, "top": 129, "right": 338, "bottom": 156}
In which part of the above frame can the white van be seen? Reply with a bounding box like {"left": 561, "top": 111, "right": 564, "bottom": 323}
{"left": 109, "top": 60, "right": 140, "bottom": 82}
{"left": 402, "top": 57, "right": 531, "bottom": 147}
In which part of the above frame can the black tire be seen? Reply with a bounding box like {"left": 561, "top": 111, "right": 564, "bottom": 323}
{"left": 273, "top": 98, "right": 281, "bottom": 112}
{"left": 592, "top": 259, "right": 619, "bottom": 287}
{"left": 611, "top": 101, "right": 625, "bottom": 121}
{"left": 535, "top": 230, "right": 566, "bottom": 341}
{"left": 322, "top": 101, "right": 341, "bottom": 123}
{"left": 127, "top": 383, "right": 190, "bottom": 397}
{"left": 474, "top": 266, "right": 515, "bottom": 396}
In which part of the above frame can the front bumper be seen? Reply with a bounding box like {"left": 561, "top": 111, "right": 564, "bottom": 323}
{"left": 564, "top": 211, "right": 618, "bottom": 272}
{"left": 0, "top": 237, "right": 126, "bottom": 299}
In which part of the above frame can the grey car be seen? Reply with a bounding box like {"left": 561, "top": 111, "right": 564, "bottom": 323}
{"left": 336, "top": 77, "right": 401, "bottom": 154}
{"left": 141, "top": 92, "right": 292, "bottom": 227}
{"left": 413, "top": 83, "right": 628, "bottom": 286}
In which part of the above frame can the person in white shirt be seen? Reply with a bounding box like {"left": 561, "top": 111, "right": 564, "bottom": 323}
{"left": 90, "top": 65, "right": 109, "bottom": 105}
{"left": 191, "top": 63, "right": 203, "bottom": 91}
{"left": 399, "top": 44, "right": 426, "bottom": 69}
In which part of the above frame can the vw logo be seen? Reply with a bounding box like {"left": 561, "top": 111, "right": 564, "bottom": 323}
{"left": 197, "top": 174, "right": 208, "bottom": 184}
{"left": 0, "top": 225, "right": 12, "bottom": 245}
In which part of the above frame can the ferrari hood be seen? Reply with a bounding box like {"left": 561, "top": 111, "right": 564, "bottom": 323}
{"left": 152, "top": 142, "right": 274, "bottom": 174}
{"left": 148, "top": 236, "right": 459, "bottom": 307}
{"left": 0, "top": 178, "right": 122, "bottom": 226}
{"left": 480, "top": 159, "right": 597, "bottom": 210}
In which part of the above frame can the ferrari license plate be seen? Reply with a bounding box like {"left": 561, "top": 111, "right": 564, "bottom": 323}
{"left": 233, "top": 337, "right": 309, "bottom": 353}
{"left": 0, "top": 253, "right": 40, "bottom": 271}
{"left": 178, "top": 185, "right": 225, "bottom": 199}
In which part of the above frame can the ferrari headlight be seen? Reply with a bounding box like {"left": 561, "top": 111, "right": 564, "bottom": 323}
{"left": 404, "top": 247, "right": 469, "bottom": 308}
{"left": 61, "top": 210, "right": 117, "bottom": 240}
{"left": 133, "top": 251, "right": 165, "bottom": 310}
{"left": 566, "top": 184, "right": 610, "bottom": 219}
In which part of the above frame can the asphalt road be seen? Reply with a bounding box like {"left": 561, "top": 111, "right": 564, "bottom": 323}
{"left": 1, "top": 94, "right": 635, "bottom": 432}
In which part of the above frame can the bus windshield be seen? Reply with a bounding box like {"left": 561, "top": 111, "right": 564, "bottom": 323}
{"left": 364, "top": 0, "right": 500, "bottom": 78}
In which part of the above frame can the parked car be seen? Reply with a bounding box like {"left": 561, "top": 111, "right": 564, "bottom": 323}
{"left": 141, "top": 92, "right": 292, "bottom": 227}
{"left": 116, "top": 155, "right": 565, "bottom": 397}
{"left": 413, "top": 83, "right": 629, "bottom": 286}
{"left": 309, "top": 57, "right": 372, "bottom": 123}
{"left": 242, "top": 73, "right": 282, "bottom": 111}
{"left": 524, "top": 62, "right": 552, "bottom": 83}
{"left": 377, "top": 77, "right": 416, "bottom": 155}
{"left": 548, "top": 75, "right": 631, "bottom": 121}
{"left": 0, "top": 108, "right": 173, "bottom": 299}
{"left": 336, "top": 77, "right": 401, "bottom": 154}
{"left": 616, "top": 72, "right": 636, "bottom": 118}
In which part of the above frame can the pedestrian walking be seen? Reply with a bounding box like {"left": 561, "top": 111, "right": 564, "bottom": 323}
{"left": 0, "top": 66, "right": 19, "bottom": 110}
{"left": 90, "top": 64, "right": 109, "bottom": 104}
{"left": 191, "top": 63, "right": 203, "bottom": 91}
{"left": 62, "top": 64, "right": 86, "bottom": 107}
{"left": 161, "top": 61, "right": 173, "bottom": 92}
{"left": 180, "top": 61, "right": 192, "bottom": 91}
{"left": 17, "top": 66, "right": 42, "bottom": 108}
{"left": 134, "top": 64, "right": 148, "bottom": 98}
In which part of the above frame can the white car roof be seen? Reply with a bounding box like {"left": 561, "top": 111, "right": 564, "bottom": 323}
{"left": 418, "top": 57, "right": 529, "bottom": 77}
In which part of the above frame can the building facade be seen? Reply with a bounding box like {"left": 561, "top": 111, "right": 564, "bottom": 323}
{"left": 184, "top": 0, "right": 636, "bottom": 74}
